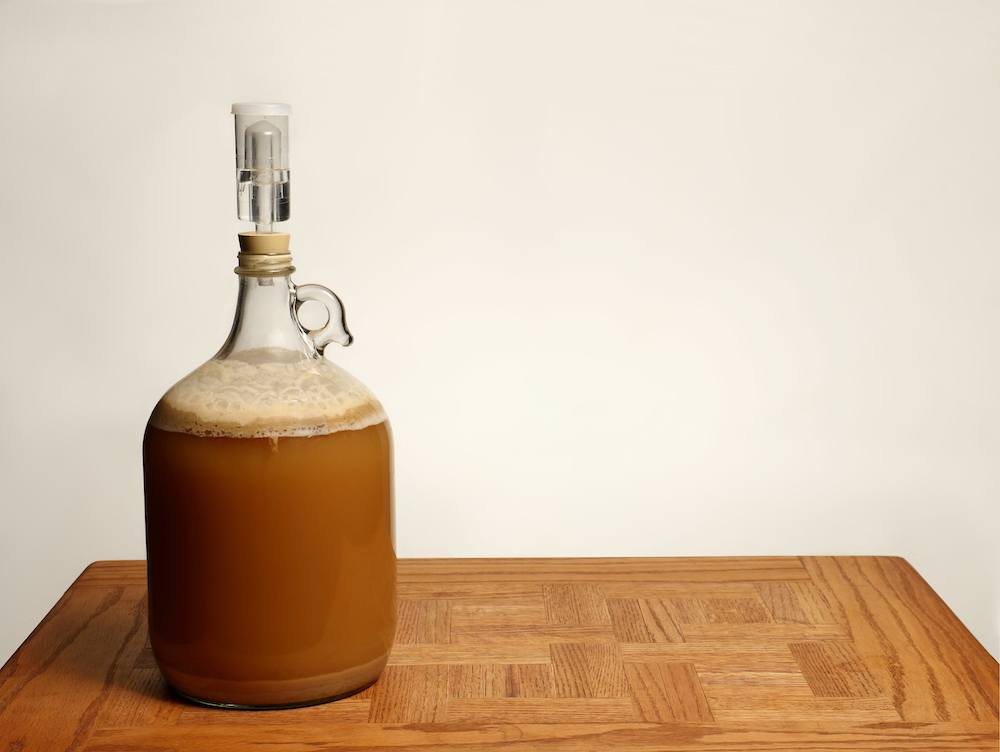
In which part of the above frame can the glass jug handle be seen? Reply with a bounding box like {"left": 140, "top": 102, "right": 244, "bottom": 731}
{"left": 294, "top": 284, "right": 353, "bottom": 354}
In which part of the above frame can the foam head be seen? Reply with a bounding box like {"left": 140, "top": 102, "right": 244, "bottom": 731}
{"left": 150, "top": 350, "right": 386, "bottom": 439}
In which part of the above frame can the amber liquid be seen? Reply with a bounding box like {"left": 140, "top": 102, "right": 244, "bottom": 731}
{"left": 143, "top": 421, "right": 395, "bottom": 708}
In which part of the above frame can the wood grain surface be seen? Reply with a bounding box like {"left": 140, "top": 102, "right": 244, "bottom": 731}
{"left": 0, "top": 557, "right": 996, "bottom": 750}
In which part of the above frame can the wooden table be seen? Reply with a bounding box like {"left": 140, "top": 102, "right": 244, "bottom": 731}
{"left": 1, "top": 557, "right": 996, "bottom": 750}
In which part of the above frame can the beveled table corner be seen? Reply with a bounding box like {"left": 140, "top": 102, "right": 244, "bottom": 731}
{"left": 1, "top": 556, "right": 997, "bottom": 750}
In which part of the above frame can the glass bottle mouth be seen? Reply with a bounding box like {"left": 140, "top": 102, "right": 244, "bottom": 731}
{"left": 235, "top": 232, "right": 295, "bottom": 276}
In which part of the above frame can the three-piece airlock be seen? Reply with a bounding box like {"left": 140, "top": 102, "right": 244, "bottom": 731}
{"left": 232, "top": 103, "right": 291, "bottom": 233}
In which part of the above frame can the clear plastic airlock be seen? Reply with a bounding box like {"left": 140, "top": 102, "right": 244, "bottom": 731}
{"left": 232, "top": 103, "right": 290, "bottom": 233}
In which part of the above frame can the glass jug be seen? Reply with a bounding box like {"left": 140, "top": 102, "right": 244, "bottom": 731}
{"left": 142, "top": 105, "right": 395, "bottom": 709}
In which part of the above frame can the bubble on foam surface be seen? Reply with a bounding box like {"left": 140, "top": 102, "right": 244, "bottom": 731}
{"left": 150, "top": 351, "right": 386, "bottom": 438}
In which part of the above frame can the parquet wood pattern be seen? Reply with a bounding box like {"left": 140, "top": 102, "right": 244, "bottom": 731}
{"left": 0, "top": 557, "right": 996, "bottom": 750}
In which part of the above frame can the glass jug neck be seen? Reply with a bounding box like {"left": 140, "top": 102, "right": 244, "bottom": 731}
{"left": 216, "top": 274, "right": 314, "bottom": 360}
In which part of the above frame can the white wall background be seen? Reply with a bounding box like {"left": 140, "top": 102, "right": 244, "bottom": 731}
{"left": 1, "top": 0, "right": 997, "bottom": 663}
